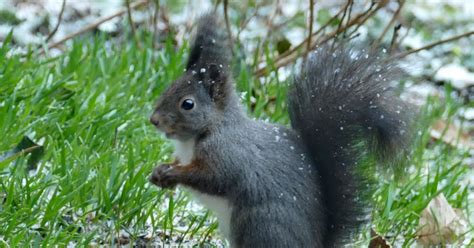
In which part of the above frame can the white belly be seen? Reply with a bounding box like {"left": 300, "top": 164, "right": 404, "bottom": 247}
{"left": 172, "top": 140, "right": 233, "bottom": 242}
{"left": 184, "top": 187, "right": 233, "bottom": 241}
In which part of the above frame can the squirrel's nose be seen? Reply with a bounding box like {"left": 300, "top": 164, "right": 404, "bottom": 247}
{"left": 150, "top": 113, "right": 160, "bottom": 126}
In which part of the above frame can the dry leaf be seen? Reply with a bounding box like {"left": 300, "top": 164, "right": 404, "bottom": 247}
{"left": 416, "top": 193, "right": 468, "bottom": 246}
{"left": 430, "top": 120, "right": 473, "bottom": 149}
{"left": 369, "top": 229, "right": 391, "bottom": 248}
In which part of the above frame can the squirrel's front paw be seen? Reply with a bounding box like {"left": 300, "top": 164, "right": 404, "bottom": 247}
{"left": 149, "top": 164, "right": 179, "bottom": 189}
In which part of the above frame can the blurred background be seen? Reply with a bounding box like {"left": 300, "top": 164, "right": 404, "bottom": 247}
{"left": 1, "top": 0, "right": 473, "bottom": 108}
{"left": 0, "top": 0, "right": 473, "bottom": 247}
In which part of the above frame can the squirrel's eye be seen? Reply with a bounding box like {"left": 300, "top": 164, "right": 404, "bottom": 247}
{"left": 181, "top": 99, "right": 194, "bottom": 110}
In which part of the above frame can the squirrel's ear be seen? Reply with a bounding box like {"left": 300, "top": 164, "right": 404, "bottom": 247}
{"left": 185, "top": 14, "right": 231, "bottom": 71}
{"left": 186, "top": 41, "right": 203, "bottom": 70}
{"left": 208, "top": 63, "right": 222, "bottom": 81}
{"left": 204, "top": 63, "right": 231, "bottom": 105}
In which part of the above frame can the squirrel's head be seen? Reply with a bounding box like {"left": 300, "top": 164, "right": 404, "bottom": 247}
{"left": 150, "top": 14, "right": 237, "bottom": 141}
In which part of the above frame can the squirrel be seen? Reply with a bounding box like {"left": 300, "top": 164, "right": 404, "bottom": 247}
{"left": 149, "top": 14, "right": 412, "bottom": 247}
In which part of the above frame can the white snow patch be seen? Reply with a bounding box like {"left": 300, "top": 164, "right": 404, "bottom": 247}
{"left": 435, "top": 64, "right": 474, "bottom": 90}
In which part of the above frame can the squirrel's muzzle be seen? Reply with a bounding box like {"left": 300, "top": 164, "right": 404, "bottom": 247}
{"left": 150, "top": 112, "right": 160, "bottom": 126}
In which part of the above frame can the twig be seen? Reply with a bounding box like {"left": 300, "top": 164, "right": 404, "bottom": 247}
{"left": 307, "top": 0, "right": 315, "bottom": 51}
{"left": 213, "top": 0, "right": 222, "bottom": 13}
{"left": 272, "top": 9, "right": 302, "bottom": 30}
{"left": 45, "top": 0, "right": 66, "bottom": 42}
{"left": 321, "top": 2, "right": 382, "bottom": 48}
{"left": 251, "top": 1, "right": 280, "bottom": 71}
{"left": 223, "top": 0, "right": 234, "bottom": 55}
{"left": 345, "top": 1, "right": 379, "bottom": 39}
{"left": 236, "top": 6, "right": 259, "bottom": 42}
{"left": 159, "top": 6, "right": 177, "bottom": 45}
{"left": 373, "top": 0, "right": 404, "bottom": 48}
{"left": 255, "top": 1, "right": 384, "bottom": 77}
{"left": 342, "top": 0, "right": 354, "bottom": 38}
{"left": 331, "top": 0, "right": 353, "bottom": 48}
{"left": 126, "top": 0, "right": 140, "bottom": 48}
{"left": 396, "top": 25, "right": 411, "bottom": 49}
{"left": 268, "top": 1, "right": 350, "bottom": 67}
{"left": 389, "top": 24, "right": 401, "bottom": 54}
{"left": 45, "top": 0, "right": 149, "bottom": 51}
{"left": 347, "top": 32, "right": 360, "bottom": 41}
{"left": 334, "top": 0, "right": 352, "bottom": 38}
{"left": 291, "top": 1, "right": 378, "bottom": 66}
{"left": 261, "top": 0, "right": 281, "bottom": 47}
{"left": 393, "top": 30, "right": 474, "bottom": 59}
{"left": 152, "top": 0, "right": 160, "bottom": 48}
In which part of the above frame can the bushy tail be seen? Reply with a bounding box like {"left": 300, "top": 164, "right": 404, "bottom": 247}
{"left": 288, "top": 44, "right": 412, "bottom": 247}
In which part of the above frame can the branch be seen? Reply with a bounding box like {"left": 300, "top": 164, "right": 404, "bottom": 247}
{"left": 236, "top": 6, "right": 259, "bottom": 42}
{"left": 373, "top": 0, "right": 404, "bottom": 48}
{"left": 255, "top": 1, "right": 384, "bottom": 77}
{"left": 152, "top": 0, "right": 160, "bottom": 48}
{"left": 223, "top": 0, "right": 234, "bottom": 55}
{"left": 389, "top": 23, "right": 401, "bottom": 54}
{"left": 45, "top": 0, "right": 66, "bottom": 42}
{"left": 331, "top": 0, "right": 353, "bottom": 49}
{"left": 334, "top": 0, "right": 352, "bottom": 40}
{"left": 396, "top": 24, "right": 411, "bottom": 49}
{"left": 307, "top": 0, "right": 315, "bottom": 51}
{"left": 344, "top": 1, "right": 380, "bottom": 39}
{"left": 393, "top": 30, "right": 474, "bottom": 59}
{"left": 342, "top": 0, "right": 354, "bottom": 38}
{"left": 45, "top": 0, "right": 149, "bottom": 51}
{"left": 275, "top": 1, "right": 349, "bottom": 63}
{"left": 261, "top": 0, "right": 281, "bottom": 47}
{"left": 126, "top": 0, "right": 140, "bottom": 48}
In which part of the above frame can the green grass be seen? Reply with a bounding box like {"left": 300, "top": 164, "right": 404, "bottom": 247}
{"left": 369, "top": 89, "right": 473, "bottom": 247}
{"left": 0, "top": 32, "right": 472, "bottom": 247}
{"left": 0, "top": 35, "right": 220, "bottom": 246}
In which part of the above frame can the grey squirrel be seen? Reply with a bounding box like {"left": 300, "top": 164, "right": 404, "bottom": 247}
{"left": 149, "top": 14, "right": 412, "bottom": 247}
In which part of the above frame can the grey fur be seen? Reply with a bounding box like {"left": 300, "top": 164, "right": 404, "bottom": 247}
{"left": 149, "top": 14, "right": 412, "bottom": 247}
{"left": 289, "top": 44, "right": 412, "bottom": 247}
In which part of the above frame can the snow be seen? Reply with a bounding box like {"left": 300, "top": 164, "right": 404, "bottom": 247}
{"left": 435, "top": 64, "right": 474, "bottom": 90}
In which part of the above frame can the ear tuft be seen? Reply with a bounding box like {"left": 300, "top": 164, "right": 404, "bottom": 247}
{"left": 186, "top": 14, "right": 231, "bottom": 71}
